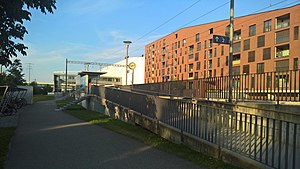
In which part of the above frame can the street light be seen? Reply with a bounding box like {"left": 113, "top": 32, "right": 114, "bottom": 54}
{"left": 123, "top": 40, "right": 132, "bottom": 85}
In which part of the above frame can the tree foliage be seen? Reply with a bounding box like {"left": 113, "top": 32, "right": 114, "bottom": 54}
{"left": 0, "top": 0, "right": 56, "bottom": 67}
{"left": 0, "top": 59, "right": 26, "bottom": 85}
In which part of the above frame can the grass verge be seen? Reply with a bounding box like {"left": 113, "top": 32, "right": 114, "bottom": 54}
{"left": 63, "top": 104, "right": 240, "bottom": 169}
{"left": 55, "top": 96, "right": 74, "bottom": 108}
{"left": 33, "top": 95, "right": 55, "bottom": 103}
{"left": 0, "top": 127, "right": 16, "bottom": 169}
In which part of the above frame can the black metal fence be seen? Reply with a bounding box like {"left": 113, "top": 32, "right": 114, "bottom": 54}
{"left": 132, "top": 70, "right": 300, "bottom": 102}
{"left": 93, "top": 86, "right": 300, "bottom": 169}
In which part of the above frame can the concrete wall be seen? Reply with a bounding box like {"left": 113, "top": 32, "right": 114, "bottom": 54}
{"left": 17, "top": 86, "right": 33, "bottom": 104}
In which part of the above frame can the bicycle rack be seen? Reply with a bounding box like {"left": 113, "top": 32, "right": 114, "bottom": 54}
{"left": 0, "top": 86, "right": 28, "bottom": 116}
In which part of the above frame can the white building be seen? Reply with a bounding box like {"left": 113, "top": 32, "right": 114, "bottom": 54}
{"left": 100, "top": 56, "right": 145, "bottom": 85}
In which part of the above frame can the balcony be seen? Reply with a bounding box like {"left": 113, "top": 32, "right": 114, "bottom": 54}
{"left": 276, "top": 14, "right": 290, "bottom": 29}
{"left": 275, "top": 44, "right": 289, "bottom": 58}
{"left": 233, "top": 60, "right": 240, "bottom": 65}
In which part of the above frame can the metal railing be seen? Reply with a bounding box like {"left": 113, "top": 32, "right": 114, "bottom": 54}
{"left": 94, "top": 86, "right": 299, "bottom": 169}
{"left": 134, "top": 70, "right": 300, "bottom": 103}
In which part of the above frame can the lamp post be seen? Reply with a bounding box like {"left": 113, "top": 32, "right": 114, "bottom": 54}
{"left": 228, "top": 0, "right": 234, "bottom": 103}
{"left": 123, "top": 40, "right": 132, "bottom": 85}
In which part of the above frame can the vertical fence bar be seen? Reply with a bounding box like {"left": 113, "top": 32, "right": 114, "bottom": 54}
{"left": 230, "top": 112, "right": 233, "bottom": 150}
{"left": 266, "top": 118, "right": 269, "bottom": 165}
{"left": 244, "top": 113, "right": 247, "bottom": 154}
{"left": 214, "top": 108, "right": 218, "bottom": 144}
{"left": 272, "top": 119, "right": 275, "bottom": 167}
{"left": 205, "top": 106, "right": 208, "bottom": 140}
{"left": 235, "top": 111, "right": 238, "bottom": 152}
{"left": 292, "top": 124, "right": 297, "bottom": 169}
{"left": 260, "top": 117, "right": 263, "bottom": 162}
{"left": 285, "top": 122, "right": 289, "bottom": 169}
{"left": 239, "top": 112, "right": 243, "bottom": 153}
{"left": 278, "top": 120, "right": 282, "bottom": 169}
{"left": 254, "top": 116, "right": 258, "bottom": 160}
{"left": 249, "top": 115, "right": 253, "bottom": 158}
{"left": 294, "top": 70, "right": 297, "bottom": 101}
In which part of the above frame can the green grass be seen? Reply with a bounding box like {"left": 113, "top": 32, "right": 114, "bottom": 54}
{"left": 63, "top": 104, "right": 240, "bottom": 169}
{"left": 33, "top": 95, "right": 55, "bottom": 103}
{"left": 55, "top": 96, "right": 75, "bottom": 108}
{"left": 0, "top": 127, "right": 16, "bottom": 169}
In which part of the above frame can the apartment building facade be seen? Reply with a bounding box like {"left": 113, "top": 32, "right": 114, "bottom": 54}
{"left": 144, "top": 4, "right": 300, "bottom": 84}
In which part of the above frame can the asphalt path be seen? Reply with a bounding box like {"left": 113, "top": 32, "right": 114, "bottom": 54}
{"left": 5, "top": 100, "right": 205, "bottom": 169}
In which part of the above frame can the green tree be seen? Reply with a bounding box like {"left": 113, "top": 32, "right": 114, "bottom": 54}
{"left": 0, "top": 72, "right": 7, "bottom": 85}
{"left": 6, "top": 59, "right": 26, "bottom": 85}
{"left": 0, "top": 0, "right": 56, "bottom": 67}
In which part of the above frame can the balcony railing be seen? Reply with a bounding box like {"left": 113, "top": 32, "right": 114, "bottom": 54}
{"left": 276, "top": 50, "right": 289, "bottom": 58}
{"left": 276, "top": 21, "right": 290, "bottom": 29}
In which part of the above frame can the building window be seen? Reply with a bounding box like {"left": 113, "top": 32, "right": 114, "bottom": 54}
{"left": 233, "top": 42, "right": 241, "bottom": 53}
{"left": 233, "top": 29, "right": 241, "bottom": 41}
{"left": 276, "top": 14, "right": 290, "bottom": 29}
{"left": 213, "top": 69, "right": 216, "bottom": 77}
{"left": 208, "top": 70, "right": 212, "bottom": 77}
{"left": 243, "top": 65, "right": 250, "bottom": 74}
{"left": 209, "top": 39, "right": 213, "bottom": 48}
{"left": 267, "top": 76, "right": 272, "bottom": 88}
{"left": 175, "top": 33, "right": 178, "bottom": 39}
{"left": 204, "top": 50, "right": 206, "bottom": 59}
{"left": 249, "top": 24, "right": 256, "bottom": 36}
{"left": 209, "top": 28, "right": 213, "bottom": 34}
{"left": 188, "top": 45, "right": 194, "bottom": 54}
{"left": 221, "top": 46, "right": 224, "bottom": 55}
{"left": 263, "top": 48, "right": 271, "bottom": 60}
{"left": 225, "top": 25, "right": 230, "bottom": 37}
{"left": 195, "top": 72, "right": 199, "bottom": 80}
{"left": 257, "top": 63, "right": 264, "bottom": 74}
{"left": 214, "top": 48, "right": 217, "bottom": 57}
{"left": 257, "top": 35, "right": 265, "bottom": 48}
{"left": 182, "top": 39, "right": 186, "bottom": 46}
{"left": 294, "top": 26, "right": 299, "bottom": 40}
{"left": 244, "top": 39, "right": 250, "bottom": 51}
{"left": 248, "top": 51, "right": 255, "bottom": 62}
{"left": 195, "top": 53, "right": 199, "bottom": 61}
{"left": 294, "top": 58, "right": 298, "bottom": 70}
{"left": 163, "top": 39, "right": 166, "bottom": 46}
{"left": 197, "top": 42, "right": 201, "bottom": 51}
{"left": 276, "top": 29, "right": 290, "bottom": 44}
{"left": 204, "top": 60, "right": 206, "bottom": 69}
{"left": 208, "top": 49, "right": 213, "bottom": 58}
{"left": 226, "top": 56, "right": 228, "bottom": 66}
{"left": 217, "top": 58, "right": 220, "bottom": 67}
{"left": 178, "top": 41, "right": 180, "bottom": 48}
{"left": 204, "top": 40, "right": 207, "bottom": 49}
{"left": 221, "top": 68, "right": 224, "bottom": 76}
{"left": 275, "top": 44, "right": 289, "bottom": 58}
{"left": 196, "top": 62, "right": 200, "bottom": 70}
{"left": 232, "top": 66, "right": 240, "bottom": 75}
{"left": 275, "top": 59, "right": 289, "bottom": 72}
{"left": 264, "top": 19, "right": 272, "bottom": 32}
{"left": 195, "top": 33, "right": 200, "bottom": 42}
{"left": 188, "top": 64, "right": 193, "bottom": 72}
{"left": 208, "top": 60, "right": 212, "bottom": 68}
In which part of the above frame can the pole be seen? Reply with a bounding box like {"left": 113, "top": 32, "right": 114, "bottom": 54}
{"left": 228, "top": 0, "right": 234, "bottom": 103}
{"left": 26, "top": 63, "right": 32, "bottom": 83}
{"left": 123, "top": 40, "right": 131, "bottom": 86}
{"left": 65, "top": 58, "right": 68, "bottom": 94}
{"left": 125, "top": 45, "right": 129, "bottom": 85}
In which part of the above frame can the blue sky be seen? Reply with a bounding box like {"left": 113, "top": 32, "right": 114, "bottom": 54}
{"left": 13, "top": 0, "right": 300, "bottom": 82}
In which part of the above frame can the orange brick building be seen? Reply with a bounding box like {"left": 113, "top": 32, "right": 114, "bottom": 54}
{"left": 144, "top": 4, "right": 300, "bottom": 84}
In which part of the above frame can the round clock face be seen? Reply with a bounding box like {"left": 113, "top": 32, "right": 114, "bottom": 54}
{"left": 128, "top": 62, "right": 136, "bottom": 70}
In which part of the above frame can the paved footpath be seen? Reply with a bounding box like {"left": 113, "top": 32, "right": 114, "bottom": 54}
{"left": 5, "top": 100, "right": 205, "bottom": 169}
